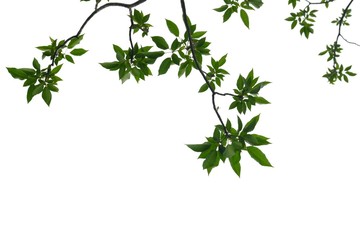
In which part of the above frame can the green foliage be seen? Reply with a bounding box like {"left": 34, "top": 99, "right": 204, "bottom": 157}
{"left": 131, "top": 9, "right": 152, "bottom": 37}
{"left": 229, "top": 70, "right": 270, "bottom": 114}
{"left": 6, "top": 61, "right": 61, "bottom": 106}
{"left": 187, "top": 114, "right": 271, "bottom": 177}
{"left": 99, "top": 15, "right": 212, "bottom": 84}
{"left": 7, "top": 34, "right": 87, "bottom": 105}
{"left": 331, "top": 8, "right": 352, "bottom": 26}
{"left": 286, "top": 0, "right": 357, "bottom": 83}
{"left": 288, "top": 0, "right": 300, "bottom": 9}
{"left": 199, "top": 54, "right": 229, "bottom": 92}
{"left": 214, "top": 0, "right": 263, "bottom": 28}
{"left": 247, "top": 146, "right": 272, "bottom": 167}
{"left": 151, "top": 36, "right": 169, "bottom": 50}
{"left": 100, "top": 44, "right": 163, "bottom": 83}
{"left": 166, "top": 19, "right": 180, "bottom": 37}
{"left": 6, "top": 0, "right": 358, "bottom": 177}
{"left": 285, "top": 7, "right": 317, "bottom": 38}
{"left": 318, "top": 50, "right": 356, "bottom": 83}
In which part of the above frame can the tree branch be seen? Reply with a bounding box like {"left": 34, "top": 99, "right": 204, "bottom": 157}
{"left": 180, "top": 0, "right": 231, "bottom": 137}
{"left": 128, "top": 8, "right": 135, "bottom": 63}
{"left": 305, "top": 0, "right": 335, "bottom": 5}
{"left": 333, "top": 0, "right": 355, "bottom": 66}
{"left": 50, "top": 0, "right": 147, "bottom": 66}
{"left": 340, "top": 35, "right": 360, "bottom": 47}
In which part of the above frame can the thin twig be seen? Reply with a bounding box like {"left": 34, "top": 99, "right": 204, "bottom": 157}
{"left": 340, "top": 35, "right": 360, "bottom": 47}
{"left": 305, "top": 0, "right": 335, "bottom": 5}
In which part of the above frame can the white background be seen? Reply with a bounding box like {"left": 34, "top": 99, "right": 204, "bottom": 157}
{"left": 1, "top": 0, "right": 360, "bottom": 239}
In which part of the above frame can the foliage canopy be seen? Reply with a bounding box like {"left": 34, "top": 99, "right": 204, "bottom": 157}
{"left": 6, "top": 0, "right": 358, "bottom": 177}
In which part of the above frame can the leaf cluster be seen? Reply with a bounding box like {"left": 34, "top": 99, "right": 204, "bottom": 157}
{"left": 286, "top": 7, "right": 318, "bottom": 38}
{"left": 171, "top": 18, "right": 211, "bottom": 77}
{"left": 100, "top": 14, "right": 212, "bottom": 82}
{"left": 214, "top": 0, "right": 263, "bottom": 28}
{"left": 7, "top": 35, "right": 87, "bottom": 106}
{"left": 7, "top": 60, "right": 61, "bottom": 106}
{"left": 131, "top": 9, "right": 152, "bottom": 37}
{"left": 187, "top": 114, "right": 271, "bottom": 177}
{"left": 100, "top": 44, "right": 163, "bottom": 83}
{"left": 6, "top": 1, "right": 275, "bottom": 177}
{"left": 331, "top": 8, "right": 352, "bottom": 26}
{"left": 199, "top": 55, "right": 229, "bottom": 93}
{"left": 229, "top": 70, "right": 270, "bottom": 114}
{"left": 319, "top": 43, "right": 356, "bottom": 83}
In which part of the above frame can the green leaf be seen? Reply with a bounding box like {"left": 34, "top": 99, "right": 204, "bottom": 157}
{"left": 151, "top": 36, "right": 169, "bottom": 50}
{"left": 237, "top": 74, "right": 245, "bottom": 90}
{"left": 166, "top": 19, "right": 179, "bottom": 37}
{"left": 223, "top": 145, "right": 236, "bottom": 159}
{"left": 218, "top": 54, "right": 227, "bottom": 67}
{"left": 250, "top": 81, "right": 270, "bottom": 94}
{"left": 242, "top": 114, "right": 260, "bottom": 133}
{"left": 192, "top": 31, "right": 206, "bottom": 38}
{"left": 198, "top": 83, "right": 208, "bottom": 93}
{"left": 50, "top": 64, "right": 63, "bottom": 75}
{"left": 249, "top": 0, "right": 263, "bottom": 9}
{"left": 113, "top": 44, "right": 125, "bottom": 55}
{"left": 347, "top": 71, "right": 357, "bottom": 77}
{"left": 32, "top": 84, "right": 44, "bottom": 97}
{"left": 70, "top": 48, "right": 88, "bottom": 56}
{"left": 223, "top": 8, "right": 234, "bottom": 22}
{"left": 178, "top": 62, "right": 187, "bottom": 78}
{"left": 138, "top": 51, "right": 164, "bottom": 59}
{"left": 247, "top": 146, "right": 272, "bottom": 167}
{"left": 187, "top": 143, "right": 211, "bottom": 152}
{"left": 42, "top": 87, "right": 52, "bottom": 106}
{"left": 47, "top": 84, "right": 59, "bottom": 92}
{"left": 131, "top": 67, "right": 142, "bottom": 81}
{"left": 202, "top": 150, "right": 219, "bottom": 172}
{"left": 226, "top": 119, "right": 232, "bottom": 132}
{"left": 255, "top": 96, "right": 270, "bottom": 104}
{"left": 237, "top": 116, "right": 243, "bottom": 132}
{"left": 171, "top": 39, "right": 181, "bottom": 51}
{"left": 214, "top": 5, "right": 228, "bottom": 12}
{"left": 68, "top": 34, "right": 84, "bottom": 49}
{"left": 65, "top": 55, "right": 75, "bottom": 64}
{"left": 32, "top": 58, "right": 40, "bottom": 71}
{"left": 7, "top": 67, "right": 28, "bottom": 80}
{"left": 158, "top": 57, "right": 172, "bottom": 75}
{"left": 27, "top": 85, "right": 36, "bottom": 103}
{"left": 100, "top": 61, "right": 120, "bottom": 71}
{"left": 229, "top": 101, "right": 237, "bottom": 109}
{"left": 240, "top": 9, "right": 250, "bottom": 29}
{"left": 36, "top": 45, "right": 52, "bottom": 52}
{"left": 185, "top": 63, "right": 192, "bottom": 77}
{"left": 171, "top": 54, "right": 181, "bottom": 65}
{"left": 243, "top": 134, "right": 270, "bottom": 146}
{"left": 20, "top": 68, "right": 36, "bottom": 76}
{"left": 133, "top": 9, "right": 143, "bottom": 23}
{"left": 120, "top": 71, "right": 131, "bottom": 83}
{"left": 229, "top": 153, "right": 241, "bottom": 177}
{"left": 23, "top": 77, "right": 37, "bottom": 87}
